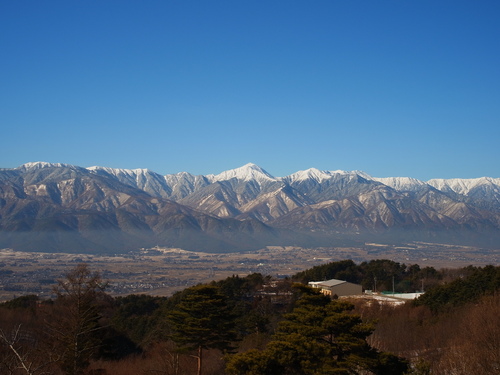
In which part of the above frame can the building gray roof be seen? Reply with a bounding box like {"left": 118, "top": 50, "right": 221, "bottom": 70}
{"left": 309, "top": 279, "right": 347, "bottom": 288}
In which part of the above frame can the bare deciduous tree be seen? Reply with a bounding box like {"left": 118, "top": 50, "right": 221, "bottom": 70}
{"left": 0, "top": 324, "right": 60, "bottom": 375}
{"left": 45, "top": 264, "right": 108, "bottom": 375}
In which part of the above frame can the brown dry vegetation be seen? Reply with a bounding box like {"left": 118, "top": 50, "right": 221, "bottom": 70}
{"left": 1, "top": 262, "right": 499, "bottom": 374}
{"left": 353, "top": 293, "right": 500, "bottom": 374}
{"left": 88, "top": 343, "right": 226, "bottom": 375}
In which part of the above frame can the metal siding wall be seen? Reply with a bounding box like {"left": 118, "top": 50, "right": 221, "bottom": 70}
{"left": 331, "top": 282, "right": 362, "bottom": 296}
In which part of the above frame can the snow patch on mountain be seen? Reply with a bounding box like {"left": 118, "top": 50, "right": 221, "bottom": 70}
{"left": 88, "top": 165, "right": 153, "bottom": 177}
{"left": 88, "top": 165, "right": 160, "bottom": 185}
{"left": 164, "top": 171, "right": 197, "bottom": 185}
{"left": 284, "top": 168, "right": 373, "bottom": 184}
{"left": 373, "top": 177, "right": 428, "bottom": 191}
{"left": 427, "top": 177, "right": 500, "bottom": 195}
{"left": 19, "top": 161, "right": 76, "bottom": 170}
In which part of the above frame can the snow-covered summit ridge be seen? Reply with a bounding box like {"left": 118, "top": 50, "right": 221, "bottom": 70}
{"left": 8, "top": 162, "right": 500, "bottom": 197}
{"left": 428, "top": 177, "right": 500, "bottom": 195}
{"left": 88, "top": 165, "right": 154, "bottom": 176}
{"left": 209, "top": 163, "right": 276, "bottom": 182}
{"left": 19, "top": 161, "right": 76, "bottom": 170}
{"left": 372, "top": 177, "right": 428, "bottom": 191}
{"left": 370, "top": 175, "right": 500, "bottom": 195}
{"left": 285, "top": 168, "right": 353, "bottom": 183}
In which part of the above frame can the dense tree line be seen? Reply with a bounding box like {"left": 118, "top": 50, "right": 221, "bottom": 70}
{"left": 414, "top": 264, "right": 500, "bottom": 312}
{"left": 226, "top": 283, "right": 409, "bottom": 375}
{"left": 0, "top": 261, "right": 498, "bottom": 374}
{"left": 293, "top": 259, "right": 442, "bottom": 293}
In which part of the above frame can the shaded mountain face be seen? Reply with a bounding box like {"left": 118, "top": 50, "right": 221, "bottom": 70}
{"left": 1, "top": 162, "right": 499, "bottom": 253}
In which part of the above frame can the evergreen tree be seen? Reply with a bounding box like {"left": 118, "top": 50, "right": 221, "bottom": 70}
{"left": 111, "top": 294, "right": 164, "bottom": 346}
{"left": 166, "top": 284, "right": 238, "bottom": 375}
{"left": 227, "top": 284, "right": 408, "bottom": 375}
{"left": 415, "top": 265, "right": 500, "bottom": 312}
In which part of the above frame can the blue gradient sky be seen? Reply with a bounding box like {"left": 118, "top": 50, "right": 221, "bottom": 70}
{"left": 1, "top": 1, "right": 499, "bottom": 180}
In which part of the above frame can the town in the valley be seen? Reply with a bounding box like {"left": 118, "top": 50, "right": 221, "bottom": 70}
{"left": 0, "top": 241, "right": 497, "bottom": 301}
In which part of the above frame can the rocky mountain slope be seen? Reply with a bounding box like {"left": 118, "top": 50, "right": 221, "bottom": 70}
{"left": 1, "top": 162, "right": 499, "bottom": 253}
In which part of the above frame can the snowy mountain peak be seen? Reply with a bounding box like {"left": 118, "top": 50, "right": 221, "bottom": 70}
{"left": 286, "top": 168, "right": 334, "bottom": 183}
{"left": 19, "top": 161, "right": 74, "bottom": 171}
{"left": 285, "top": 168, "right": 372, "bottom": 183}
{"left": 211, "top": 163, "right": 276, "bottom": 182}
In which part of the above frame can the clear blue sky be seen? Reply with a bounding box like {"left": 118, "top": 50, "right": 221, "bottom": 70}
{"left": 1, "top": 1, "right": 499, "bottom": 180}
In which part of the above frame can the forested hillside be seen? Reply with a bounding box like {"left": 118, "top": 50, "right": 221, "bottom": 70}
{"left": 0, "top": 261, "right": 498, "bottom": 374}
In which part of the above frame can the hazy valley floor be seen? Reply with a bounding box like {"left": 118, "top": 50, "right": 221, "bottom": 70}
{"left": 0, "top": 242, "right": 498, "bottom": 301}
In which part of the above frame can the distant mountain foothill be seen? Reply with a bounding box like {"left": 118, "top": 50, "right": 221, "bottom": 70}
{"left": 1, "top": 162, "right": 499, "bottom": 253}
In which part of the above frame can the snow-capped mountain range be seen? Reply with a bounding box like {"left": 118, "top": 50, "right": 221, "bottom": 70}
{"left": 1, "top": 162, "right": 499, "bottom": 253}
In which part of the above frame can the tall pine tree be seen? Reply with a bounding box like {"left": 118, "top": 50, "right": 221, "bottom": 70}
{"left": 226, "top": 284, "right": 408, "bottom": 375}
{"left": 166, "top": 284, "right": 238, "bottom": 375}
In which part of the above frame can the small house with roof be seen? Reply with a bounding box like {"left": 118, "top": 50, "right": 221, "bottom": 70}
{"left": 308, "top": 279, "right": 362, "bottom": 297}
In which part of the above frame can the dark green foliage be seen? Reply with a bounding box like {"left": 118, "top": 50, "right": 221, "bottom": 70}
{"left": 166, "top": 284, "right": 238, "bottom": 352}
{"left": 166, "top": 284, "right": 240, "bottom": 375}
{"left": 359, "top": 259, "right": 408, "bottom": 292}
{"left": 0, "top": 294, "right": 39, "bottom": 310}
{"left": 111, "top": 294, "right": 166, "bottom": 345}
{"left": 293, "top": 259, "right": 360, "bottom": 284}
{"left": 2, "top": 260, "right": 497, "bottom": 374}
{"left": 226, "top": 284, "right": 409, "bottom": 375}
{"left": 225, "top": 348, "right": 279, "bottom": 375}
{"left": 114, "top": 294, "right": 162, "bottom": 316}
{"left": 415, "top": 265, "right": 500, "bottom": 312}
{"left": 96, "top": 325, "right": 141, "bottom": 360}
{"left": 293, "top": 259, "right": 441, "bottom": 293}
{"left": 211, "top": 273, "right": 281, "bottom": 337}
{"left": 372, "top": 352, "right": 412, "bottom": 375}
